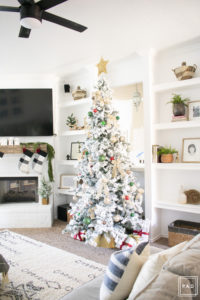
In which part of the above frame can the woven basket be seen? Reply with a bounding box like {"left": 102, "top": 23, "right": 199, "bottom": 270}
{"left": 168, "top": 220, "right": 200, "bottom": 247}
{"left": 161, "top": 154, "right": 173, "bottom": 163}
{"left": 172, "top": 62, "right": 197, "bottom": 80}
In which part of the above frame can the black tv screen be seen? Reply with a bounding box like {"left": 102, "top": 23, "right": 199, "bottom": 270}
{"left": 0, "top": 89, "right": 53, "bottom": 136}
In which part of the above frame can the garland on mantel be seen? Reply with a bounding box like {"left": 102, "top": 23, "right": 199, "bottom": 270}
{"left": 20, "top": 143, "right": 55, "bottom": 182}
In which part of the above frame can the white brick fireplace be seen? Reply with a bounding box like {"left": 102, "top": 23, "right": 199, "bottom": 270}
{"left": 0, "top": 153, "right": 53, "bottom": 228}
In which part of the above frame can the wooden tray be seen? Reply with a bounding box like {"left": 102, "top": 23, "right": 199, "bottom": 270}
{"left": 0, "top": 144, "right": 47, "bottom": 154}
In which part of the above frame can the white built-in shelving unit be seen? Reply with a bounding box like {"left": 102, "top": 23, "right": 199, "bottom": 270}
{"left": 150, "top": 42, "right": 200, "bottom": 240}
{"left": 54, "top": 67, "right": 96, "bottom": 212}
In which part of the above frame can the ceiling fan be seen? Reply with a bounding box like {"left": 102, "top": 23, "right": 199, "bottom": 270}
{"left": 0, "top": 0, "right": 87, "bottom": 38}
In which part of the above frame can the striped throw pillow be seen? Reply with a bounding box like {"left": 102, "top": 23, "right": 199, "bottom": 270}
{"left": 100, "top": 242, "right": 149, "bottom": 300}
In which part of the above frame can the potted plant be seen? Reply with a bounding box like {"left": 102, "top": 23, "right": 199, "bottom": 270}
{"left": 158, "top": 146, "right": 178, "bottom": 163}
{"left": 167, "top": 94, "right": 189, "bottom": 116}
{"left": 66, "top": 113, "right": 78, "bottom": 130}
{"left": 39, "top": 177, "right": 52, "bottom": 205}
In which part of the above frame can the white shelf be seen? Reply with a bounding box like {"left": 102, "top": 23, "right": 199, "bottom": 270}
{"left": 153, "top": 163, "right": 200, "bottom": 170}
{"left": 57, "top": 160, "right": 79, "bottom": 166}
{"left": 133, "top": 164, "right": 145, "bottom": 172}
{"left": 58, "top": 188, "right": 82, "bottom": 197}
{"left": 154, "top": 201, "right": 200, "bottom": 214}
{"left": 59, "top": 129, "right": 86, "bottom": 136}
{"left": 153, "top": 77, "right": 200, "bottom": 93}
{"left": 59, "top": 97, "right": 91, "bottom": 108}
{"left": 153, "top": 120, "right": 200, "bottom": 130}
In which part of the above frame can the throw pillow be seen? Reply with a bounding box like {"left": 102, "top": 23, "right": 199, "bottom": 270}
{"left": 128, "top": 241, "right": 187, "bottom": 299}
{"left": 163, "top": 234, "right": 200, "bottom": 278}
{"left": 134, "top": 270, "right": 193, "bottom": 300}
{"left": 99, "top": 242, "right": 149, "bottom": 300}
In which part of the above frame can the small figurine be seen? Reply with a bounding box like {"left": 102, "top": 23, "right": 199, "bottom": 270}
{"left": 66, "top": 155, "right": 71, "bottom": 160}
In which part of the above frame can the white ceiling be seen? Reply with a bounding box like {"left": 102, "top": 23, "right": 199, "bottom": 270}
{"left": 0, "top": 0, "right": 200, "bottom": 76}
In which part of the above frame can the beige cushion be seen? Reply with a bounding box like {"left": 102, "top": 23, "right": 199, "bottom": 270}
{"left": 128, "top": 241, "right": 186, "bottom": 299}
{"left": 134, "top": 270, "right": 192, "bottom": 300}
{"left": 99, "top": 243, "right": 150, "bottom": 300}
{"left": 163, "top": 234, "right": 200, "bottom": 277}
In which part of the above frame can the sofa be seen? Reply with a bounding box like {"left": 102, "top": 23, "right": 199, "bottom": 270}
{"left": 60, "top": 234, "right": 200, "bottom": 300}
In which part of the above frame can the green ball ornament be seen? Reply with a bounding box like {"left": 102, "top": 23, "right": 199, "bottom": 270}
{"left": 101, "top": 120, "right": 106, "bottom": 126}
{"left": 83, "top": 217, "right": 91, "bottom": 225}
{"left": 129, "top": 182, "right": 134, "bottom": 187}
{"left": 116, "top": 116, "right": 120, "bottom": 120}
{"left": 99, "top": 155, "right": 106, "bottom": 162}
{"left": 85, "top": 151, "right": 89, "bottom": 155}
{"left": 88, "top": 111, "right": 93, "bottom": 117}
{"left": 130, "top": 213, "right": 134, "bottom": 217}
{"left": 78, "top": 213, "right": 80, "bottom": 216}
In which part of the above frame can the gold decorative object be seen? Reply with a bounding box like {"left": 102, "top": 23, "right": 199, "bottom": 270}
{"left": 184, "top": 189, "right": 200, "bottom": 204}
{"left": 172, "top": 62, "right": 197, "bottom": 80}
{"left": 42, "top": 198, "right": 49, "bottom": 205}
{"left": 95, "top": 234, "right": 115, "bottom": 248}
{"left": 96, "top": 57, "right": 109, "bottom": 75}
{"left": 72, "top": 86, "right": 87, "bottom": 100}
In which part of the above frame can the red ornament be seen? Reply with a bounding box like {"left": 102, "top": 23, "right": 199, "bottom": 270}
{"left": 125, "top": 195, "right": 129, "bottom": 200}
{"left": 93, "top": 108, "right": 98, "bottom": 113}
{"left": 110, "top": 156, "right": 114, "bottom": 161}
{"left": 22, "top": 147, "right": 26, "bottom": 153}
{"left": 36, "top": 148, "right": 41, "bottom": 154}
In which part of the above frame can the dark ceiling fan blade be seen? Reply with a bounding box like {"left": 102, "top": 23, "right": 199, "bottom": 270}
{"left": 38, "top": 0, "right": 68, "bottom": 11}
{"left": 0, "top": 6, "right": 19, "bottom": 12}
{"left": 18, "top": 0, "right": 35, "bottom": 5}
{"left": 19, "top": 26, "right": 31, "bottom": 38}
{"left": 42, "top": 11, "right": 87, "bottom": 32}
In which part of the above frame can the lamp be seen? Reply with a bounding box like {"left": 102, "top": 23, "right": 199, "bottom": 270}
{"left": 132, "top": 84, "right": 142, "bottom": 111}
{"left": 20, "top": 4, "right": 42, "bottom": 29}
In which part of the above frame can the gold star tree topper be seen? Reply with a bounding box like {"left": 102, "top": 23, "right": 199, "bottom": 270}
{"left": 96, "top": 58, "right": 109, "bottom": 75}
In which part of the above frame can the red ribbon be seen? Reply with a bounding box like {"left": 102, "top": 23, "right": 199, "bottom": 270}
{"left": 133, "top": 230, "right": 149, "bottom": 237}
{"left": 74, "top": 231, "right": 84, "bottom": 241}
{"left": 120, "top": 240, "right": 133, "bottom": 250}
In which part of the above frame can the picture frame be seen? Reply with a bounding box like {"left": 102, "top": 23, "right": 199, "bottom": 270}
{"left": 60, "top": 174, "right": 76, "bottom": 189}
{"left": 182, "top": 138, "right": 200, "bottom": 163}
{"left": 188, "top": 101, "right": 200, "bottom": 121}
{"left": 70, "top": 142, "right": 84, "bottom": 160}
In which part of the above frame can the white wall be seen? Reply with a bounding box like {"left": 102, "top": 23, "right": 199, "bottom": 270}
{"left": 0, "top": 75, "right": 57, "bottom": 215}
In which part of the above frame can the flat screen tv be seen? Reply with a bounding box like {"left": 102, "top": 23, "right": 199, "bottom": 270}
{"left": 0, "top": 89, "right": 53, "bottom": 136}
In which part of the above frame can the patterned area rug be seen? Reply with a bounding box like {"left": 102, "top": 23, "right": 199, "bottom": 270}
{"left": 0, "top": 230, "right": 106, "bottom": 300}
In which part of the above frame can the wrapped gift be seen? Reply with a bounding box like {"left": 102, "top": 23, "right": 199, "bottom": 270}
{"left": 95, "top": 234, "right": 115, "bottom": 248}
{"left": 120, "top": 236, "right": 137, "bottom": 250}
{"left": 73, "top": 231, "right": 85, "bottom": 241}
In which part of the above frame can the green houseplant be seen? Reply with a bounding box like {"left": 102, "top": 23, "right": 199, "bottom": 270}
{"left": 167, "top": 94, "right": 189, "bottom": 116}
{"left": 39, "top": 177, "right": 52, "bottom": 205}
{"left": 158, "top": 146, "right": 178, "bottom": 163}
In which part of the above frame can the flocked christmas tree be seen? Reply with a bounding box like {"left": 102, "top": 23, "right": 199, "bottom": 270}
{"left": 63, "top": 58, "right": 149, "bottom": 249}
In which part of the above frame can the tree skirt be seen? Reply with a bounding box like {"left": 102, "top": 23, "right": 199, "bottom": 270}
{"left": 0, "top": 230, "right": 106, "bottom": 300}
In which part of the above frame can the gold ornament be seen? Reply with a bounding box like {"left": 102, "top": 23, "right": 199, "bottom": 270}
{"left": 104, "top": 197, "right": 110, "bottom": 205}
{"left": 107, "top": 114, "right": 118, "bottom": 129}
{"left": 96, "top": 57, "right": 109, "bottom": 75}
{"left": 120, "top": 136, "right": 125, "bottom": 142}
{"left": 111, "top": 136, "right": 118, "bottom": 143}
{"left": 138, "top": 188, "right": 144, "bottom": 194}
{"left": 113, "top": 215, "right": 121, "bottom": 222}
